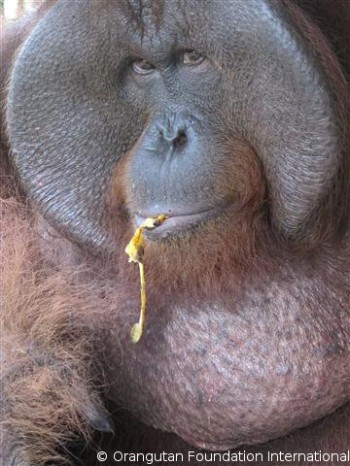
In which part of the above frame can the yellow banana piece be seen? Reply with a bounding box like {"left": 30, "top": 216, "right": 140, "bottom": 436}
{"left": 125, "top": 214, "right": 167, "bottom": 343}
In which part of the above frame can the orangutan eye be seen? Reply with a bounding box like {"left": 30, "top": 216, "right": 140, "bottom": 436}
{"left": 132, "top": 59, "right": 155, "bottom": 75}
{"left": 183, "top": 50, "right": 205, "bottom": 66}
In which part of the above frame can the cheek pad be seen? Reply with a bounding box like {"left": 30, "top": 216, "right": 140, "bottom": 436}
{"left": 7, "top": 2, "right": 140, "bottom": 250}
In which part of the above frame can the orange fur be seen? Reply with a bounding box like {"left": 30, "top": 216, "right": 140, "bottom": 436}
{"left": 0, "top": 198, "right": 108, "bottom": 464}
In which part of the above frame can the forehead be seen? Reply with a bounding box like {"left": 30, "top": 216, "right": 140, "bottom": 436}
{"left": 101, "top": 0, "right": 276, "bottom": 47}
{"left": 114, "top": 0, "right": 208, "bottom": 44}
{"left": 50, "top": 0, "right": 281, "bottom": 59}
{"left": 106, "top": 0, "right": 259, "bottom": 56}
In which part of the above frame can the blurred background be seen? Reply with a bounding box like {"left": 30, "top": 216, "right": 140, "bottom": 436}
{"left": 1, "top": 0, "right": 40, "bottom": 20}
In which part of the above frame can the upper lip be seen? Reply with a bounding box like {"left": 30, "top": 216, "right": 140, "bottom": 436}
{"left": 133, "top": 206, "right": 225, "bottom": 238}
{"left": 135, "top": 207, "right": 218, "bottom": 226}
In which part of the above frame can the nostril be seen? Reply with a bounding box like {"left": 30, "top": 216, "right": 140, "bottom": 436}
{"left": 175, "top": 130, "right": 187, "bottom": 146}
{"left": 161, "top": 128, "right": 187, "bottom": 146}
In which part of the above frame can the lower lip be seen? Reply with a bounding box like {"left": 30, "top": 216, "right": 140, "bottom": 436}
{"left": 134, "top": 208, "right": 223, "bottom": 240}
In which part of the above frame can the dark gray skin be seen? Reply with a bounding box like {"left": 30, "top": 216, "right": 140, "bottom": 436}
{"left": 3, "top": 0, "right": 350, "bottom": 463}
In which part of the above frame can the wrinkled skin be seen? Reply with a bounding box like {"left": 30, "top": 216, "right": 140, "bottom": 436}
{"left": 1, "top": 0, "right": 350, "bottom": 464}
